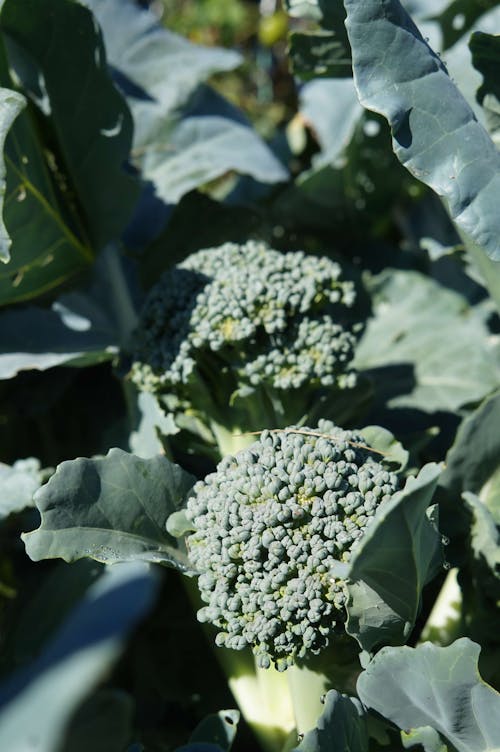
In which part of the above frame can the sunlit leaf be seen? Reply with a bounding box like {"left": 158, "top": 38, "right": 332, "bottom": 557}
{"left": 22, "top": 448, "right": 196, "bottom": 572}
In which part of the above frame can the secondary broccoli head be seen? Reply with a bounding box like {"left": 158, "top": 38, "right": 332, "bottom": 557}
{"left": 185, "top": 420, "right": 400, "bottom": 671}
{"left": 129, "top": 241, "right": 359, "bottom": 445}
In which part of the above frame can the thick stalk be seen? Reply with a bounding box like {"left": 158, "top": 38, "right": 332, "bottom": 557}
{"left": 286, "top": 663, "right": 329, "bottom": 737}
{"left": 286, "top": 637, "right": 362, "bottom": 737}
{"left": 209, "top": 421, "right": 257, "bottom": 457}
{"left": 183, "top": 577, "right": 295, "bottom": 752}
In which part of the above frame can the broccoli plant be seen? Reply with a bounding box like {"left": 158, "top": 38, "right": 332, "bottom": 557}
{"left": 129, "top": 241, "right": 362, "bottom": 459}
{"left": 0, "top": 0, "right": 498, "bottom": 751}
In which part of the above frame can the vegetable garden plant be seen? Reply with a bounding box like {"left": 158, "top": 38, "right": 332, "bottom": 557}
{"left": 0, "top": 0, "right": 499, "bottom": 750}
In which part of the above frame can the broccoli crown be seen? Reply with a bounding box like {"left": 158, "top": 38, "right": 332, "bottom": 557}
{"left": 185, "top": 420, "right": 400, "bottom": 671}
{"left": 129, "top": 241, "right": 358, "bottom": 396}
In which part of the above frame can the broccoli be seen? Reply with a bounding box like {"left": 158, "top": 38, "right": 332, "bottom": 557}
{"left": 129, "top": 241, "right": 361, "bottom": 458}
{"left": 183, "top": 420, "right": 400, "bottom": 672}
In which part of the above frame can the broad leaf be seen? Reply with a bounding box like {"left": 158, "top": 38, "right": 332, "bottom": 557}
{"left": 469, "top": 31, "right": 500, "bottom": 144}
{"left": 463, "top": 492, "right": 500, "bottom": 579}
{"left": 443, "top": 7, "right": 500, "bottom": 125}
{"left": 60, "top": 689, "right": 134, "bottom": 752}
{"left": 1, "top": 0, "right": 139, "bottom": 251}
{"left": 0, "top": 456, "right": 41, "bottom": 518}
{"left": 0, "top": 299, "right": 118, "bottom": 379}
{"left": 0, "top": 82, "right": 92, "bottom": 305}
{"left": 0, "top": 561, "right": 158, "bottom": 752}
{"left": 0, "top": 86, "right": 24, "bottom": 262}
{"left": 289, "top": 31, "right": 351, "bottom": 81}
{"left": 0, "top": 559, "right": 103, "bottom": 672}
{"left": 344, "top": 0, "right": 500, "bottom": 262}
{"left": 85, "top": 0, "right": 286, "bottom": 214}
{"left": 126, "top": 390, "right": 177, "bottom": 460}
{"left": 140, "top": 113, "right": 287, "bottom": 206}
{"left": 180, "top": 710, "right": 240, "bottom": 752}
{"left": 402, "top": 726, "right": 449, "bottom": 752}
{"left": 345, "top": 463, "right": 442, "bottom": 652}
{"left": 299, "top": 78, "right": 363, "bottom": 168}
{"left": 0, "top": 0, "right": 139, "bottom": 304}
{"left": 22, "top": 448, "right": 196, "bottom": 571}
{"left": 354, "top": 270, "right": 500, "bottom": 413}
{"left": 440, "top": 391, "right": 500, "bottom": 523}
{"left": 295, "top": 690, "right": 368, "bottom": 752}
{"left": 84, "top": 0, "right": 241, "bottom": 147}
{"left": 358, "top": 425, "right": 409, "bottom": 471}
{"left": 357, "top": 638, "right": 500, "bottom": 752}
{"left": 0, "top": 243, "right": 138, "bottom": 378}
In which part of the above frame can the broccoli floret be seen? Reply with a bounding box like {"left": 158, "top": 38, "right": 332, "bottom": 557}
{"left": 129, "top": 241, "right": 360, "bottom": 456}
{"left": 184, "top": 420, "right": 400, "bottom": 672}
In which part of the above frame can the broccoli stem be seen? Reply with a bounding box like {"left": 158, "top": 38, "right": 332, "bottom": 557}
{"left": 419, "top": 567, "right": 462, "bottom": 645}
{"left": 286, "top": 663, "right": 329, "bottom": 736}
{"left": 183, "top": 576, "right": 295, "bottom": 752}
{"left": 209, "top": 421, "right": 257, "bottom": 457}
{"left": 287, "top": 637, "right": 363, "bottom": 735}
{"left": 220, "top": 651, "right": 296, "bottom": 752}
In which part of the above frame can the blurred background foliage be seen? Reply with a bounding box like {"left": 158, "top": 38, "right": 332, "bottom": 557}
{"left": 155, "top": 0, "right": 295, "bottom": 138}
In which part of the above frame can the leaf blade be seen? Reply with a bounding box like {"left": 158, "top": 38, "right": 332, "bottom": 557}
{"left": 22, "top": 448, "right": 196, "bottom": 572}
{"left": 357, "top": 638, "right": 500, "bottom": 752}
{"left": 344, "top": 0, "right": 500, "bottom": 262}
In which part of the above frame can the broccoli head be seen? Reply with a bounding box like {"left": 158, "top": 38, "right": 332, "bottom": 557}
{"left": 129, "top": 241, "right": 361, "bottom": 456}
{"left": 184, "top": 420, "right": 400, "bottom": 671}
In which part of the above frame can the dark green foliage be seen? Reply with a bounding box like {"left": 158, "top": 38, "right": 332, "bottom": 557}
{"left": 0, "top": 0, "right": 498, "bottom": 750}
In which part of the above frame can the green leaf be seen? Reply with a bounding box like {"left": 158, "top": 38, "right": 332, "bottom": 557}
{"left": 0, "top": 300, "right": 118, "bottom": 379}
{"left": 443, "top": 7, "right": 500, "bottom": 124}
{"left": 0, "top": 560, "right": 103, "bottom": 673}
{"left": 0, "top": 456, "right": 41, "bottom": 518}
{"left": 294, "top": 690, "right": 368, "bottom": 752}
{"left": 186, "top": 710, "right": 240, "bottom": 752}
{"left": 0, "top": 84, "right": 92, "bottom": 305}
{"left": 358, "top": 425, "right": 409, "bottom": 471}
{"left": 59, "top": 689, "right": 134, "bottom": 752}
{"left": 1, "top": 0, "right": 139, "bottom": 250}
{"left": 289, "top": 31, "right": 351, "bottom": 80}
{"left": 0, "top": 561, "right": 158, "bottom": 752}
{"left": 0, "top": 0, "right": 139, "bottom": 304}
{"left": 470, "top": 31, "right": 500, "bottom": 142}
{"left": 126, "top": 390, "right": 177, "bottom": 460}
{"left": 354, "top": 270, "right": 500, "bottom": 413}
{"left": 285, "top": 0, "right": 352, "bottom": 80}
{"left": 402, "top": 726, "right": 448, "bottom": 752}
{"left": 463, "top": 492, "right": 500, "bottom": 579}
{"left": 84, "top": 0, "right": 241, "bottom": 147}
{"left": 285, "top": 0, "right": 323, "bottom": 22}
{"left": 437, "top": 1, "right": 496, "bottom": 51}
{"left": 344, "top": 0, "right": 500, "bottom": 262}
{"left": 0, "top": 86, "right": 24, "bottom": 262}
{"left": 345, "top": 463, "right": 442, "bottom": 652}
{"left": 22, "top": 448, "right": 196, "bottom": 572}
{"left": 138, "top": 114, "right": 288, "bottom": 206}
{"left": 85, "top": 0, "right": 286, "bottom": 205}
{"left": 357, "top": 638, "right": 500, "bottom": 752}
{"left": 299, "top": 78, "right": 363, "bottom": 167}
{"left": 440, "top": 391, "right": 500, "bottom": 523}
